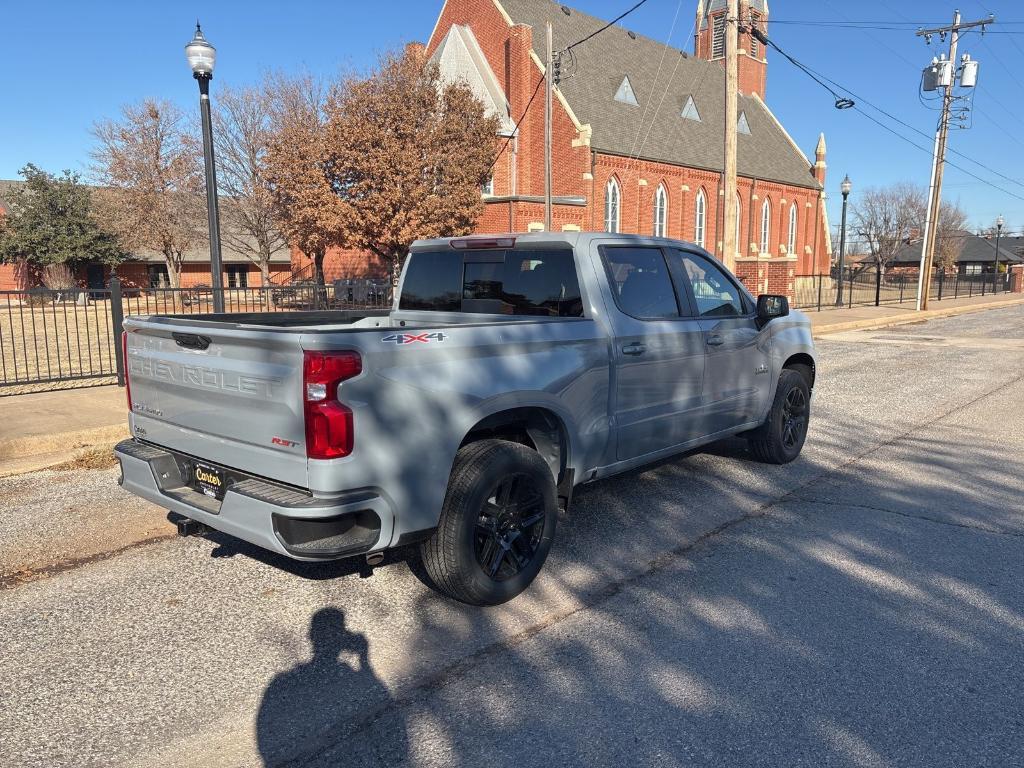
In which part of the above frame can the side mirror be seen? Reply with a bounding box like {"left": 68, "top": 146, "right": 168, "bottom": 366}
{"left": 756, "top": 294, "right": 789, "bottom": 326}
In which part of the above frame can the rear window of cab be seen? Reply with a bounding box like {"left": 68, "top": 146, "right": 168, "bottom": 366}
{"left": 399, "top": 249, "right": 584, "bottom": 317}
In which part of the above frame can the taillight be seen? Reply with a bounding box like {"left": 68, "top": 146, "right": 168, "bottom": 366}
{"left": 122, "top": 331, "right": 132, "bottom": 412}
{"left": 303, "top": 350, "right": 362, "bottom": 459}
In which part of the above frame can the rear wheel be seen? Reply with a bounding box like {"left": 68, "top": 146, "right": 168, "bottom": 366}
{"left": 420, "top": 440, "right": 558, "bottom": 605}
{"left": 748, "top": 369, "right": 810, "bottom": 464}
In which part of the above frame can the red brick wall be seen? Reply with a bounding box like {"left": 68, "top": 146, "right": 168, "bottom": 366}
{"left": 1011, "top": 264, "right": 1024, "bottom": 293}
{"left": 0, "top": 262, "right": 30, "bottom": 290}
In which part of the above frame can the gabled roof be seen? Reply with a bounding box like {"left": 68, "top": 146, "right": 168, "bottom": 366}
{"left": 430, "top": 24, "right": 516, "bottom": 133}
{"left": 888, "top": 231, "right": 1024, "bottom": 265}
{"left": 497, "top": 0, "right": 819, "bottom": 190}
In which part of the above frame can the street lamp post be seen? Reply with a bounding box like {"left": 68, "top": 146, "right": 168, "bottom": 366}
{"left": 186, "top": 23, "right": 225, "bottom": 313}
{"left": 836, "top": 175, "right": 852, "bottom": 306}
{"left": 993, "top": 215, "right": 1004, "bottom": 295}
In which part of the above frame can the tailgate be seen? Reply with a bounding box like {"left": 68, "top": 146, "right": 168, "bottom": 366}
{"left": 124, "top": 318, "right": 308, "bottom": 487}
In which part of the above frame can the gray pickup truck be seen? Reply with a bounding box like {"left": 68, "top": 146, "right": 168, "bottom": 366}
{"left": 115, "top": 233, "right": 815, "bottom": 605}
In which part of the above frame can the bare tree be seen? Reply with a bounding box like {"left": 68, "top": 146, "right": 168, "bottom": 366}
{"left": 263, "top": 73, "right": 340, "bottom": 287}
{"left": 213, "top": 83, "right": 287, "bottom": 292}
{"left": 853, "top": 183, "right": 968, "bottom": 274}
{"left": 934, "top": 200, "right": 969, "bottom": 273}
{"left": 850, "top": 183, "right": 921, "bottom": 272}
{"left": 92, "top": 100, "right": 202, "bottom": 289}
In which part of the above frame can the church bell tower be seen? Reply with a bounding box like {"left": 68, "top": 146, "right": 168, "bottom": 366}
{"left": 695, "top": 0, "right": 768, "bottom": 99}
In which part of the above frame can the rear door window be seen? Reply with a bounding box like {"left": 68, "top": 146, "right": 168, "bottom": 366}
{"left": 397, "top": 251, "right": 463, "bottom": 312}
{"left": 600, "top": 246, "right": 681, "bottom": 319}
{"left": 399, "top": 249, "right": 583, "bottom": 317}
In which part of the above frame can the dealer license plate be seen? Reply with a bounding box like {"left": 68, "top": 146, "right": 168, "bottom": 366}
{"left": 193, "top": 462, "right": 226, "bottom": 500}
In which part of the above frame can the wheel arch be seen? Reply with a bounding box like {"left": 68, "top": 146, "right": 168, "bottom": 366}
{"left": 459, "top": 405, "right": 573, "bottom": 504}
{"left": 782, "top": 352, "right": 815, "bottom": 389}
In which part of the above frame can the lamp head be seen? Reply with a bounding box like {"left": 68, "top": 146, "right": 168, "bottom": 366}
{"left": 185, "top": 22, "right": 216, "bottom": 78}
{"left": 840, "top": 175, "right": 852, "bottom": 196}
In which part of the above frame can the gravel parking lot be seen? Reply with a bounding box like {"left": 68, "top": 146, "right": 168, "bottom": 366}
{"left": 1, "top": 306, "right": 1022, "bottom": 767}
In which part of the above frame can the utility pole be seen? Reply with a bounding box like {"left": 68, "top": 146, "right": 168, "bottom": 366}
{"left": 722, "top": 0, "right": 738, "bottom": 270}
{"left": 916, "top": 10, "right": 994, "bottom": 310}
{"left": 544, "top": 21, "right": 554, "bottom": 232}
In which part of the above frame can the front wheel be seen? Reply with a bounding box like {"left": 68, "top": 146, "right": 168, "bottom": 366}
{"left": 419, "top": 440, "right": 558, "bottom": 605}
{"left": 747, "top": 369, "right": 811, "bottom": 464}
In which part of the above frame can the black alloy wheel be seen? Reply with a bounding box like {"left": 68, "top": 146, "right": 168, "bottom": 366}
{"left": 781, "top": 386, "right": 808, "bottom": 450}
{"left": 474, "top": 473, "right": 547, "bottom": 581}
{"left": 419, "top": 439, "right": 558, "bottom": 605}
{"left": 747, "top": 368, "right": 811, "bottom": 464}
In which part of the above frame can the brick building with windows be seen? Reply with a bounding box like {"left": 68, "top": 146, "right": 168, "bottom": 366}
{"left": 0, "top": 180, "right": 291, "bottom": 291}
{"left": 306, "top": 0, "right": 832, "bottom": 297}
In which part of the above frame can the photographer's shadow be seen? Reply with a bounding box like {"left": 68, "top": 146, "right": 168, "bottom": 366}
{"left": 256, "top": 607, "right": 407, "bottom": 766}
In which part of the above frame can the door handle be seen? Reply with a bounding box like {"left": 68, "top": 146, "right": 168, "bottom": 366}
{"left": 706, "top": 335, "right": 724, "bottom": 347}
{"left": 621, "top": 343, "right": 647, "bottom": 356}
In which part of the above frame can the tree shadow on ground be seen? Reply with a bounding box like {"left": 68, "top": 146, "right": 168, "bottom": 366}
{"left": 233, "top": 344, "right": 1024, "bottom": 766}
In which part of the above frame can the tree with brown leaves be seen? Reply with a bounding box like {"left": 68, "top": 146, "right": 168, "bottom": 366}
{"left": 264, "top": 48, "right": 499, "bottom": 285}
{"left": 92, "top": 100, "right": 202, "bottom": 289}
{"left": 213, "top": 84, "right": 287, "bottom": 292}
{"left": 263, "top": 74, "right": 339, "bottom": 287}
{"left": 324, "top": 47, "right": 499, "bottom": 279}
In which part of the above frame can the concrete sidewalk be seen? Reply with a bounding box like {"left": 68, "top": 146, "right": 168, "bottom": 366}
{"left": 1, "top": 291, "right": 1022, "bottom": 476}
{"left": 807, "top": 292, "right": 1024, "bottom": 335}
{"left": 0, "top": 387, "right": 128, "bottom": 476}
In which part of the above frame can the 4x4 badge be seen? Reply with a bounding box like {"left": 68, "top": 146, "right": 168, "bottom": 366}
{"left": 381, "top": 332, "right": 448, "bottom": 345}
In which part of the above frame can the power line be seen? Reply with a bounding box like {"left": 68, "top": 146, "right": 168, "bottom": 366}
{"left": 566, "top": 0, "right": 652, "bottom": 52}
{"left": 767, "top": 18, "right": 1023, "bottom": 27}
{"left": 489, "top": 0, "right": 656, "bottom": 174}
{"left": 802, "top": 64, "right": 1024, "bottom": 192}
{"left": 752, "top": 29, "right": 1024, "bottom": 201}
{"left": 849, "top": 106, "right": 1024, "bottom": 203}
{"left": 488, "top": 75, "right": 544, "bottom": 173}
{"left": 624, "top": 0, "right": 690, "bottom": 177}
{"left": 818, "top": 0, "right": 1024, "bottom": 151}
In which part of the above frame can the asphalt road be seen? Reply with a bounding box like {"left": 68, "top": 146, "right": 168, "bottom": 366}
{"left": 1, "top": 306, "right": 1022, "bottom": 768}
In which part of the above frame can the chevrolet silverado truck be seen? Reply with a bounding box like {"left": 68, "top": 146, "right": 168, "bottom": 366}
{"left": 115, "top": 233, "right": 816, "bottom": 605}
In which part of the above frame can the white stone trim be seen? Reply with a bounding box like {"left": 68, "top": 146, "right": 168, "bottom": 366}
{"left": 491, "top": 0, "right": 514, "bottom": 26}
{"left": 427, "top": 0, "right": 451, "bottom": 50}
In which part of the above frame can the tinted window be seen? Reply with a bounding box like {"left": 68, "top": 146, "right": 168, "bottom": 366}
{"left": 601, "top": 246, "right": 679, "bottom": 319}
{"left": 398, "top": 251, "right": 463, "bottom": 311}
{"left": 399, "top": 249, "right": 583, "bottom": 317}
{"left": 673, "top": 251, "right": 746, "bottom": 318}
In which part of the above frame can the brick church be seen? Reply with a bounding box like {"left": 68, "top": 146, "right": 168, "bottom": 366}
{"left": 308, "top": 0, "right": 833, "bottom": 297}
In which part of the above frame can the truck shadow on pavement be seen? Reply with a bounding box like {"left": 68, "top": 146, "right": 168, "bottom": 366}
{"left": 255, "top": 607, "right": 407, "bottom": 767}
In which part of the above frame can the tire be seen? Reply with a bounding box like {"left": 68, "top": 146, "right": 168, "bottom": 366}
{"left": 420, "top": 439, "right": 558, "bottom": 606}
{"left": 747, "top": 369, "right": 811, "bottom": 464}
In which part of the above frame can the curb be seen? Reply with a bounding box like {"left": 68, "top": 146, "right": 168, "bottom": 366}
{"left": 0, "top": 424, "right": 128, "bottom": 478}
{"left": 811, "top": 297, "right": 1024, "bottom": 338}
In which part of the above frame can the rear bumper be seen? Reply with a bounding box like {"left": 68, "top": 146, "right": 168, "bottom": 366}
{"left": 115, "top": 439, "right": 392, "bottom": 560}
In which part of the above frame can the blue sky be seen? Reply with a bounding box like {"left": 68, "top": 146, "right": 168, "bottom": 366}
{"left": 2, "top": 0, "right": 1021, "bottom": 234}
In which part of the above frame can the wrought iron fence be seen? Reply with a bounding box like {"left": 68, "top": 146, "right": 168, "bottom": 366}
{"left": 0, "top": 278, "right": 392, "bottom": 394}
{"left": 793, "top": 267, "right": 1012, "bottom": 312}
{"left": 0, "top": 288, "right": 120, "bottom": 388}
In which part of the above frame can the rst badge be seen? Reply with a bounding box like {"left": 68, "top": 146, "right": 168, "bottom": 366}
{"left": 381, "top": 332, "right": 448, "bottom": 345}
